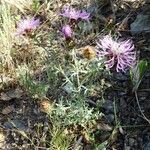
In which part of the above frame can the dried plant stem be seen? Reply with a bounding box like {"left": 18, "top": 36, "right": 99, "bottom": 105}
{"left": 73, "top": 136, "right": 83, "bottom": 150}
{"left": 135, "top": 91, "right": 150, "bottom": 124}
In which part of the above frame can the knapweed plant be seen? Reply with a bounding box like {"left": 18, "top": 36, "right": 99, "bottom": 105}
{"left": 51, "top": 99, "right": 100, "bottom": 127}
{"left": 96, "top": 35, "right": 136, "bottom": 72}
{"left": 15, "top": 17, "right": 40, "bottom": 35}
{"left": 59, "top": 5, "right": 91, "bottom": 41}
{"left": 1, "top": 0, "right": 147, "bottom": 149}
{"left": 61, "top": 24, "right": 73, "bottom": 39}
{"left": 55, "top": 48, "right": 106, "bottom": 96}
{"left": 60, "top": 5, "right": 90, "bottom": 21}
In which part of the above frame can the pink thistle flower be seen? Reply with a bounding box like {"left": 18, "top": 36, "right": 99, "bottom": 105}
{"left": 61, "top": 25, "right": 73, "bottom": 39}
{"left": 79, "top": 10, "right": 90, "bottom": 20}
{"left": 97, "top": 35, "right": 136, "bottom": 72}
{"left": 16, "top": 18, "right": 40, "bottom": 35}
{"left": 60, "top": 5, "right": 90, "bottom": 21}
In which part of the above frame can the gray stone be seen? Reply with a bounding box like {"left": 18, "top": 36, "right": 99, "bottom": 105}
{"left": 144, "top": 142, "right": 150, "bottom": 150}
{"left": 102, "top": 100, "right": 114, "bottom": 113}
{"left": 130, "top": 7, "right": 150, "bottom": 34}
{"left": 129, "top": 138, "right": 135, "bottom": 147}
{"left": 106, "top": 114, "right": 114, "bottom": 123}
{"left": 4, "top": 119, "right": 28, "bottom": 131}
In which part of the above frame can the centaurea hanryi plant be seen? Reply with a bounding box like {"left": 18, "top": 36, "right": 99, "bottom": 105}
{"left": 96, "top": 35, "right": 136, "bottom": 72}
{"left": 60, "top": 5, "right": 90, "bottom": 21}
{"left": 16, "top": 18, "right": 40, "bottom": 35}
{"left": 61, "top": 25, "right": 73, "bottom": 39}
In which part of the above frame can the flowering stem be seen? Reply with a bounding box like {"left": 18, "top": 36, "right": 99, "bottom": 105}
{"left": 74, "top": 51, "right": 80, "bottom": 92}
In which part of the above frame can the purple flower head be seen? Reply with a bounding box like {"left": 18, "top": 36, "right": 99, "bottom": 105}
{"left": 97, "top": 35, "right": 136, "bottom": 72}
{"left": 79, "top": 10, "right": 90, "bottom": 20}
{"left": 61, "top": 25, "right": 73, "bottom": 39}
{"left": 16, "top": 18, "right": 40, "bottom": 35}
{"left": 60, "top": 5, "right": 90, "bottom": 20}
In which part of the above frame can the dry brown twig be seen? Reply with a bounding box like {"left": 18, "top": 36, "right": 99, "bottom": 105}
{"left": 135, "top": 91, "right": 150, "bottom": 124}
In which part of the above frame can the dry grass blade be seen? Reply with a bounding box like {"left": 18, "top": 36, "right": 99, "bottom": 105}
{"left": 3, "top": 0, "right": 33, "bottom": 12}
{"left": 0, "top": 2, "right": 15, "bottom": 78}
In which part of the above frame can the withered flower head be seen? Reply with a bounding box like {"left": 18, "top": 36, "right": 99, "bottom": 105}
{"left": 82, "top": 46, "right": 96, "bottom": 59}
{"left": 39, "top": 99, "right": 54, "bottom": 113}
